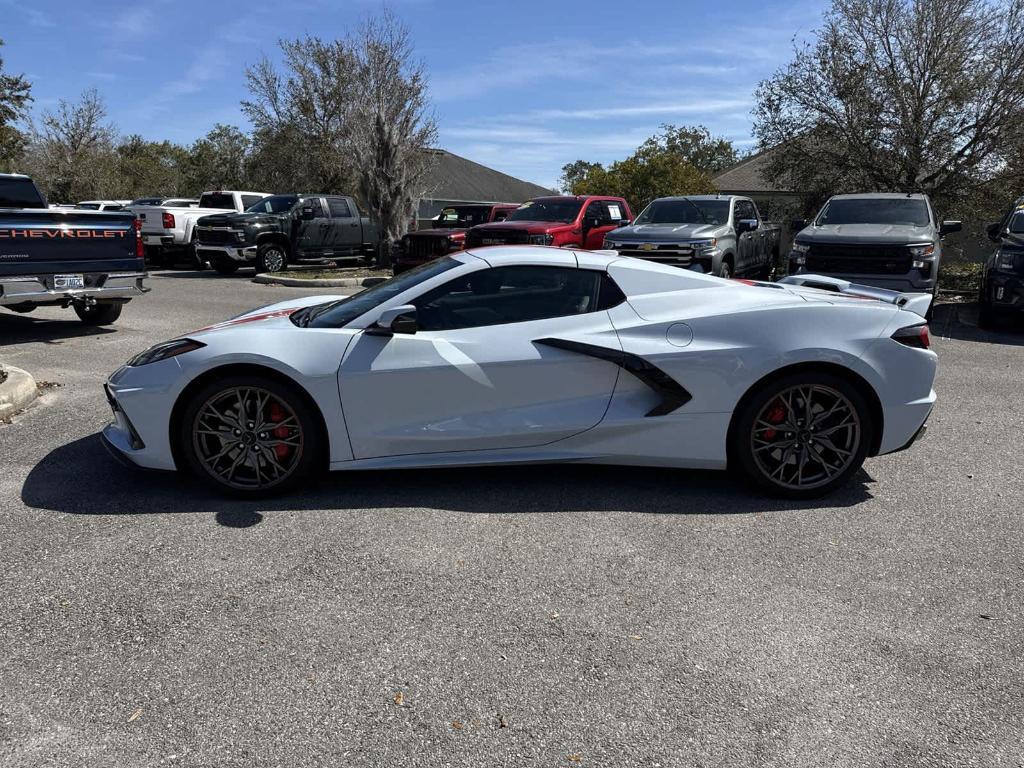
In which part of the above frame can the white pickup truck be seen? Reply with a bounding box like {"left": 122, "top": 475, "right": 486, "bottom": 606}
{"left": 133, "top": 190, "right": 270, "bottom": 267}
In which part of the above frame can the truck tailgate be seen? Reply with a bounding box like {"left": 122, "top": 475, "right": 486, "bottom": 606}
{"left": 0, "top": 210, "right": 141, "bottom": 276}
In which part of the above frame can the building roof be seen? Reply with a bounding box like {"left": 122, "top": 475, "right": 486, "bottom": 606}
{"left": 712, "top": 147, "right": 793, "bottom": 195}
{"left": 421, "top": 149, "right": 554, "bottom": 204}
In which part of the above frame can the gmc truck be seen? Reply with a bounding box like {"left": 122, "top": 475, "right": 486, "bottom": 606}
{"left": 133, "top": 190, "right": 270, "bottom": 268}
{"left": 194, "top": 193, "right": 381, "bottom": 274}
{"left": 0, "top": 173, "right": 147, "bottom": 325}
{"left": 601, "top": 194, "right": 781, "bottom": 279}
{"left": 393, "top": 203, "right": 517, "bottom": 274}
{"left": 464, "top": 195, "right": 632, "bottom": 251}
{"left": 979, "top": 201, "right": 1024, "bottom": 326}
{"left": 788, "top": 193, "right": 961, "bottom": 294}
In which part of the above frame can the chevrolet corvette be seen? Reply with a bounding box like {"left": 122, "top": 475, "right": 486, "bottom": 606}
{"left": 103, "top": 247, "right": 937, "bottom": 499}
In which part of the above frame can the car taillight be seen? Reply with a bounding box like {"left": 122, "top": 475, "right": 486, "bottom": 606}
{"left": 162, "top": 212, "right": 175, "bottom": 229}
{"left": 891, "top": 324, "right": 930, "bottom": 349}
{"left": 133, "top": 217, "right": 144, "bottom": 258}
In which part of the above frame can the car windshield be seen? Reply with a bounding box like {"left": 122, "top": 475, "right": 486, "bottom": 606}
{"left": 199, "top": 192, "right": 240, "bottom": 210}
{"left": 295, "top": 257, "right": 463, "bottom": 329}
{"left": 507, "top": 199, "right": 583, "bottom": 223}
{"left": 817, "top": 198, "right": 930, "bottom": 227}
{"left": 1009, "top": 212, "right": 1024, "bottom": 234}
{"left": 635, "top": 199, "right": 730, "bottom": 225}
{"left": 433, "top": 206, "right": 492, "bottom": 228}
{"left": 0, "top": 177, "right": 45, "bottom": 208}
{"left": 76, "top": 203, "right": 100, "bottom": 210}
{"left": 246, "top": 195, "right": 298, "bottom": 214}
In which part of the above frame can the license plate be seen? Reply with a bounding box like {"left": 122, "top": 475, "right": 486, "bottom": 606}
{"left": 54, "top": 274, "right": 85, "bottom": 289}
{"left": 482, "top": 238, "right": 505, "bottom": 245}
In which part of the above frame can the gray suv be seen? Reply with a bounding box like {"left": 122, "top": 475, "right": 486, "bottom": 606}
{"left": 788, "top": 193, "right": 961, "bottom": 293}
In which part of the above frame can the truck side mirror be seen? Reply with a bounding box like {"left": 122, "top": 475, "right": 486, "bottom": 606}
{"left": 790, "top": 218, "right": 809, "bottom": 231}
{"left": 619, "top": 218, "right": 632, "bottom": 226}
{"left": 986, "top": 221, "right": 1003, "bottom": 242}
{"left": 939, "top": 220, "right": 962, "bottom": 236}
{"left": 367, "top": 305, "right": 418, "bottom": 336}
{"left": 300, "top": 206, "right": 316, "bottom": 221}
{"left": 737, "top": 218, "right": 759, "bottom": 233}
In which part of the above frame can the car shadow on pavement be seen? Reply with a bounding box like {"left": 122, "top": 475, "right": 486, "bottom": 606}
{"left": 0, "top": 313, "right": 117, "bottom": 346}
{"left": 148, "top": 270, "right": 253, "bottom": 280}
{"left": 932, "top": 301, "right": 1024, "bottom": 346}
{"left": 22, "top": 433, "right": 875, "bottom": 526}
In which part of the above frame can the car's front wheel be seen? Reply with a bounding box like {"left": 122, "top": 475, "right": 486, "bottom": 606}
{"left": 178, "top": 375, "right": 322, "bottom": 497}
{"left": 256, "top": 243, "right": 288, "bottom": 273}
{"left": 730, "top": 372, "right": 872, "bottom": 498}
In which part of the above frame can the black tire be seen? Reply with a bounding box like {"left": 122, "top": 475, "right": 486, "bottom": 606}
{"left": 156, "top": 248, "right": 176, "bottom": 269}
{"left": 729, "top": 371, "right": 873, "bottom": 499}
{"left": 177, "top": 374, "right": 323, "bottom": 498}
{"left": 212, "top": 258, "right": 239, "bottom": 275}
{"left": 256, "top": 242, "right": 288, "bottom": 273}
{"left": 74, "top": 301, "right": 123, "bottom": 326}
{"left": 718, "top": 259, "right": 733, "bottom": 279}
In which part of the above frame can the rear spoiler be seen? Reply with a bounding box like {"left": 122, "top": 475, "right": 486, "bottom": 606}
{"left": 778, "top": 274, "right": 932, "bottom": 319}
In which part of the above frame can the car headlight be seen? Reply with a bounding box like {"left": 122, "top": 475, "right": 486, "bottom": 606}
{"left": 790, "top": 241, "right": 809, "bottom": 265}
{"left": 690, "top": 238, "right": 718, "bottom": 251}
{"left": 791, "top": 241, "right": 810, "bottom": 253}
{"left": 908, "top": 243, "right": 936, "bottom": 258}
{"left": 128, "top": 338, "right": 205, "bottom": 367}
{"left": 995, "top": 249, "right": 1017, "bottom": 271}
{"left": 602, "top": 238, "right": 619, "bottom": 250}
{"left": 529, "top": 233, "right": 554, "bottom": 246}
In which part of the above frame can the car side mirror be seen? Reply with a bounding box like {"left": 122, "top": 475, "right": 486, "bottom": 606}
{"left": 939, "top": 220, "right": 962, "bottom": 236}
{"left": 300, "top": 206, "right": 316, "bottom": 221}
{"left": 790, "top": 218, "right": 809, "bottom": 231}
{"left": 619, "top": 218, "right": 632, "bottom": 226}
{"left": 986, "top": 221, "right": 1003, "bottom": 242}
{"left": 367, "top": 304, "right": 417, "bottom": 336}
{"left": 737, "top": 218, "right": 759, "bottom": 233}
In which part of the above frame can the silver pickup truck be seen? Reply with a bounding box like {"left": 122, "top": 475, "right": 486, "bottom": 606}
{"left": 787, "top": 193, "right": 962, "bottom": 294}
{"left": 600, "top": 195, "right": 781, "bottom": 279}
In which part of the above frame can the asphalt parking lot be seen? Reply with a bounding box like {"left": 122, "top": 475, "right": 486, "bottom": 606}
{"left": 1, "top": 270, "right": 1022, "bottom": 767}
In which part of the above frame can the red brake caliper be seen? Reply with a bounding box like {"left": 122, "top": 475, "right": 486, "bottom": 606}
{"left": 763, "top": 399, "right": 786, "bottom": 440}
{"left": 268, "top": 402, "right": 291, "bottom": 460}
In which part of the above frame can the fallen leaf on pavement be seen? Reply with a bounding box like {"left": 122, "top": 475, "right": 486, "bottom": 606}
{"left": 127, "top": 708, "right": 143, "bottom": 723}
{"left": 451, "top": 720, "right": 463, "bottom": 730}
{"left": 393, "top": 692, "right": 405, "bottom": 706}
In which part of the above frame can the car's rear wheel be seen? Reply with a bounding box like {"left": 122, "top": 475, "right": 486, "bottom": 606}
{"left": 179, "top": 375, "right": 321, "bottom": 497}
{"left": 730, "top": 372, "right": 872, "bottom": 498}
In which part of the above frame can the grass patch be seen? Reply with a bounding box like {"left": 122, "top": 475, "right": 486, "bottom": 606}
{"left": 939, "top": 261, "right": 984, "bottom": 294}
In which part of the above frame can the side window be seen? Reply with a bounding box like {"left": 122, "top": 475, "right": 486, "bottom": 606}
{"left": 241, "top": 195, "right": 264, "bottom": 209}
{"left": 585, "top": 201, "right": 610, "bottom": 226}
{"left": 412, "top": 266, "right": 604, "bottom": 331}
{"left": 327, "top": 197, "right": 353, "bottom": 218}
{"left": 302, "top": 198, "right": 326, "bottom": 217}
{"left": 735, "top": 200, "right": 756, "bottom": 221}
{"left": 492, "top": 208, "right": 511, "bottom": 222}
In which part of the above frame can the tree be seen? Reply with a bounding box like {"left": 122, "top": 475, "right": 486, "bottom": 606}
{"left": 116, "top": 135, "right": 187, "bottom": 198}
{"left": 753, "top": 0, "right": 1024, "bottom": 212}
{"left": 181, "top": 124, "right": 250, "bottom": 192}
{"left": 637, "top": 124, "right": 739, "bottom": 175}
{"left": 559, "top": 160, "right": 603, "bottom": 193}
{"left": 347, "top": 11, "right": 437, "bottom": 264}
{"left": 0, "top": 39, "right": 32, "bottom": 172}
{"left": 24, "top": 89, "right": 119, "bottom": 202}
{"left": 573, "top": 152, "right": 715, "bottom": 213}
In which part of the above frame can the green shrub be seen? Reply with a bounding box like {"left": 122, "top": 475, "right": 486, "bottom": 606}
{"left": 938, "top": 261, "right": 983, "bottom": 293}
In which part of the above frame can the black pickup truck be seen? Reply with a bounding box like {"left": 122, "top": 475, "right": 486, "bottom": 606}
{"left": 0, "top": 173, "right": 147, "bottom": 325}
{"left": 194, "top": 194, "right": 381, "bottom": 274}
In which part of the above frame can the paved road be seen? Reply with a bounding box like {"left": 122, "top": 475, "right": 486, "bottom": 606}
{"left": 1, "top": 272, "right": 1022, "bottom": 767}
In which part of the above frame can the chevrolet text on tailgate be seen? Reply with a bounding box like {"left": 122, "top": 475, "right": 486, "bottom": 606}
{"left": 0, "top": 173, "right": 147, "bottom": 325}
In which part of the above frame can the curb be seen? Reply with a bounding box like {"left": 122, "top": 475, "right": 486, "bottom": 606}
{"left": 0, "top": 366, "right": 38, "bottom": 421}
{"left": 253, "top": 273, "right": 387, "bottom": 288}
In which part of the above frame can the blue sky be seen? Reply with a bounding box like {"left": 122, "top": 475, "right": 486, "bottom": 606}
{"left": 1, "top": 0, "right": 827, "bottom": 188}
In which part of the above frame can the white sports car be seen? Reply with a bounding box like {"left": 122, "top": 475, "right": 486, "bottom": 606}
{"left": 103, "top": 247, "right": 937, "bottom": 498}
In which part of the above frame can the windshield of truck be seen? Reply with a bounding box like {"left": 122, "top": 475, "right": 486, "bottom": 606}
{"left": 294, "top": 256, "right": 463, "bottom": 329}
{"left": 246, "top": 195, "right": 299, "bottom": 214}
{"left": 635, "top": 199, "right": 730, "bottom": 225}
{"left": 0, "top": 177, "right": 45, "bottom": 208}
{"left": 816, "top": 198, "right": 930, "bottom": 227}
{"left": 1008, "top": 212, "right": 1024, "bottom": 234}
{"left": 507, "top": 199, "right": 583, "bottom": 223}
{"left": 433, "top": 206, "right": 491, "bottom": 228}
{"left": 199, "top": 192, "right": 239, "bottom": 210}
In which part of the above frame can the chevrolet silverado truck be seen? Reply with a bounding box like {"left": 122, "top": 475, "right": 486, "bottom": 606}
{"left": 133, "top": 189, "right": 270, "bottom": 268}
{"left": 194, "top": 193, "right": 381, "bottom": 274}
{"left": 464, "top": 195, "right": 632, "bottom": 251}
{"left": 0, "top": 173, "right": 147, "bottom": 325}
{"left": 788, "top": 193, "right": 961, "bottom": 294}
{"left": 979, "top": 202, "right": 1024, "bottom": 326}
{"left": 393, "top": 203, "right": 517, "bottom": 274}
{"left": 601, "top": 194, "right": 780, "bottom": 279}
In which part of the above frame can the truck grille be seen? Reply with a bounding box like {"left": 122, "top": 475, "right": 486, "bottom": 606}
{"left": 806, "top": 243, "right": 913, "bottom": 275}
{"left": 465, "top": 229, "right": 530, "bottom": 248}
{"left": 406, "top": 235, "right": 449, "bottom": 259}
{"left": 611, "top": 243, "right": 694, "bottom": 265}
{"left": 196, "top": 228, "right": 240, "bottom": 246}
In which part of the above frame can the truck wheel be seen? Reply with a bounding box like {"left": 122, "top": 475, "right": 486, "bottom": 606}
{"left": 718, "top": 259, "right": 733, "bottom": 279}
{"left": 74, "top": 302, "right": 123, "bottom": 326}
{"left": 256, "top": 243, "right": 288, "bottom": 273}
{"left": 211, "top": 258, "right": 239, "bottom": 275}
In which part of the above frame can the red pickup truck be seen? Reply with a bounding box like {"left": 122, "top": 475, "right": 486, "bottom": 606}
{"left": 464, "top": 195, "right": 632, "bottom": 251}
{"left": 393, "top": 203, "right": 517, "bottom": 273}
